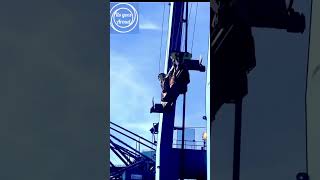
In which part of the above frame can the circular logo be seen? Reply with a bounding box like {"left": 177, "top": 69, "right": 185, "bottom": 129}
{"left": 110, "top": 3, "right": 139, "bottom": 33}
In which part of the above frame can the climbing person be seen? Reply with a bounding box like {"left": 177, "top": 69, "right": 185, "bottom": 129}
{"left": 162, "top": 52, "right": 190, "bottom": 102}
{"left": 150, "top": 52, "right": 190, "bottom": 113}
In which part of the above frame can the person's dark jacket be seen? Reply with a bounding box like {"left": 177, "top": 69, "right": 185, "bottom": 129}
{"left": 167, "top": 64, "right": 190, "bottom": 94}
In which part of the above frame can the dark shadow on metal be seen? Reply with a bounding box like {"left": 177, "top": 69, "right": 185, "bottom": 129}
{"left": 211, "top": 0, "right": 306, "bottom": 180}
{"left": 233, "top": 99, "right": 243, "bottom": 180}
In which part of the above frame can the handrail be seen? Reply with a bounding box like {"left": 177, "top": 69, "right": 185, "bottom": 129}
{"left": 174, "top": 139, "right": 205, "bottom": 142}
{"left": 110, "top": 134, "right": 155, "bottom": 162}
{"left": 173, "top": 143, "right": 206, "bottom": 147}
{"left": 111, "top": 127, "right": 156, "bottom": 151}
{"left": 110, "top": 121, "right": 155, "bottom": 145}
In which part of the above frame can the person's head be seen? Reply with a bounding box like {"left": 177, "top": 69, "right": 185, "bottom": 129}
{"left": 158, "top": 73, "right": 165, "bottom": 81}
{"left": 170, "top": 52, "right": 184, "bottom": 67}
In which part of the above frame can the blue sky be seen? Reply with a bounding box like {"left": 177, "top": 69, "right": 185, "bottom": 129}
{"left": 110, "top": 2, "right": 210, "bottom": 161}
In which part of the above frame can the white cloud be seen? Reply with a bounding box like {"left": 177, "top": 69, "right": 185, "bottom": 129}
{"left": 139, "top": 21, "right": 161, "bottom": 31}
{"left": 110, "top": 51, "right": 159, "bottom": 138}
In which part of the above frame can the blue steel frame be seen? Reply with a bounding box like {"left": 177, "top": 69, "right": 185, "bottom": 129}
{"left": 155, "top": 2, "right": 184, "bottom": 180}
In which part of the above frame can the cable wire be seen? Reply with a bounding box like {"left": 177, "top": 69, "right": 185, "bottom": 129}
{"left": 191, "top": 2, "right": 199, "bottom": 53}
{"left": 304, "top": 0, "right": 314, "bottom": 174}
{"left": 174, "top": 4, "right": 184, "bottom": 52}
{"left": 158, "top": 2, "right": 166, "bottom": 74}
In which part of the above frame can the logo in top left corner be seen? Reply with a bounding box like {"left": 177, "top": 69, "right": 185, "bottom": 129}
{"left": 110, "top": 3, "right": 139, "bottom": 34}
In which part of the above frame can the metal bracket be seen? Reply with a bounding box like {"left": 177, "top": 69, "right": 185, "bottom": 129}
{"left": 184, "top": 59, "right": 206, "bottom": 72}
{"left": 170, "top": 51, "right": 206, "bottom": 72}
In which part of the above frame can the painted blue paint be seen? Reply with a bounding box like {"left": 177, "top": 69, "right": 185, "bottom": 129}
{"left": 155, "top": 2, "right": 185, "bottom": 180}
{"left": 156, "top": 3, "right": 209, "bottom": 180}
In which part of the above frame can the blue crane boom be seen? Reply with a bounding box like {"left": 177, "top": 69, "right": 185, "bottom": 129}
{"left": 154, "top": 2, "right": 207, "bottom": 180}
{"left": 155, "top": 2, "right": 184, "bottom": 180}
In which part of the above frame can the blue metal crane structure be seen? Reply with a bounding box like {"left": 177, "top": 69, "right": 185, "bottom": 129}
{"left": 109, "top": 122, "right": 156, "bottom": 180}
{"left": 151, "top": 2, "right": 208, "bottom": 180}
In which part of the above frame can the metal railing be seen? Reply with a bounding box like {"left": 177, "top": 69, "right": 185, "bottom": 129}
{"left": 172, "top": 127, "right": 207, "bottom": 150}
{"left": 110, "top": 122, "right": 156, "bottom": 152}
{"left": 173, "top": 139, "right": 207, "bottom": 150}
{"left": 109, "top": 122, "right": 156, "bottom": 179}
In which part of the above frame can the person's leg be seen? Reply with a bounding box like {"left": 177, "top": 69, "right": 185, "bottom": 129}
{"left": 161, "top": 83, "right": 180, "bottom": 104}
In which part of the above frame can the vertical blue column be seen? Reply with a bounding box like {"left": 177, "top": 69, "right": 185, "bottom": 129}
{"left": 155, "top": 2, "right": 184, "bottom": 180}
